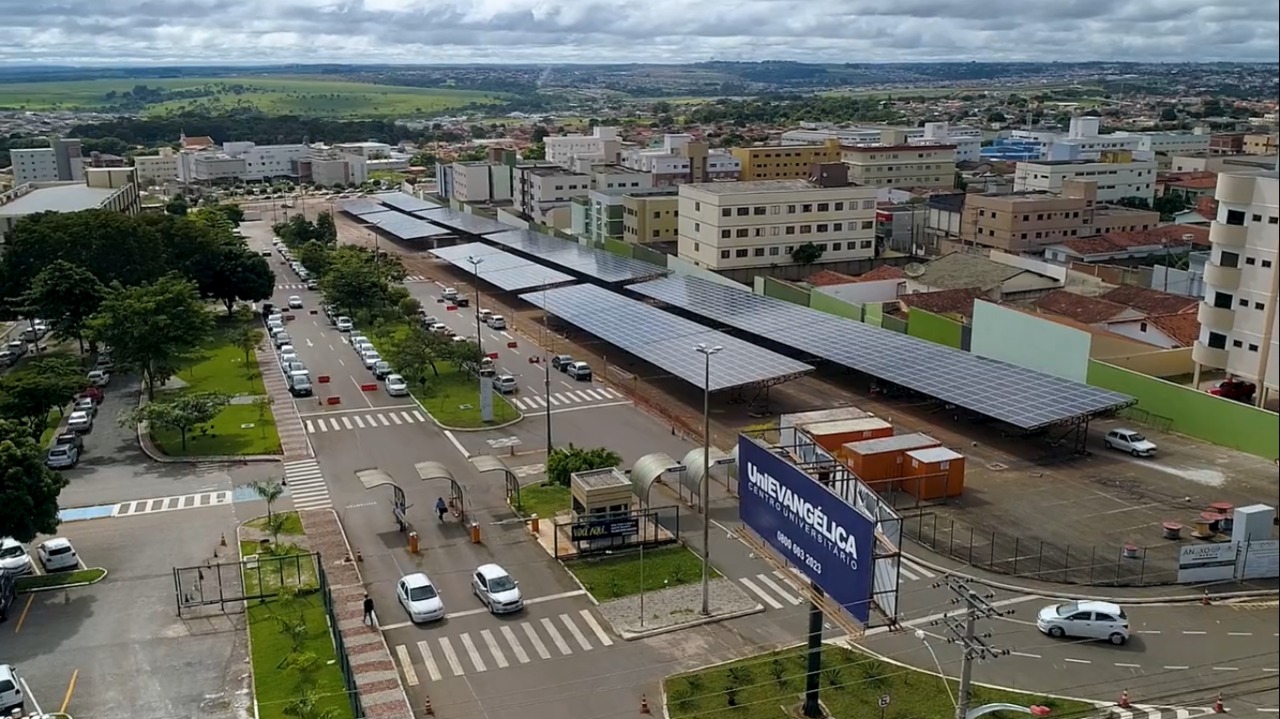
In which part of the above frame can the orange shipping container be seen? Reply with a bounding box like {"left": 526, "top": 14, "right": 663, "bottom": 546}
{"left": 806, "top": 418, "right": 895, "bottom": 455}
{"left": 902, "top": 447, "right": 966, "bottom": 501}
{"left": 841, "top": 433, "right": 941, "bottom": 488}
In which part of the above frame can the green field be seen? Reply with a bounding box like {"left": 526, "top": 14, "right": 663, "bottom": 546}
{"left": 0, "top": 76, "right": 505, "bottom": 118}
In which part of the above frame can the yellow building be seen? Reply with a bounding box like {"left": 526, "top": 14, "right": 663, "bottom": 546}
{"left": 1243, "top": 133, "right": 1278, "bottom": 156}
{"left": 622, "top": 189, "right": 679, "bottom": 244}
{"left": 730, "top": 138, "right": 842, "bottom": 180}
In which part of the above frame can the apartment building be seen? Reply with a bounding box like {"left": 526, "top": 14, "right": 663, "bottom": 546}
{"left": 840, "top": 140, "right": 957, "bottom": 189}
{"left": 1244, "top": 133, "right": 1278, "bottom": 156}
{"left": 1170, "top": 153, "right": 1280, "bottom": 174}
{"left": 1192, "top": 169, "right": 1280, "bottom": 406}
{"left": 176, "top": 141, "right": 311, "bottom": 183}
{"left": 1112, "top": 129, "right": 1211, "bottom": 155}
{"left": 677, "top": 168, "right": 878, "bottom": 271}
{"left": 1011, "top": 118, "right": 1144, "bottom": 160}
{"left": 585, "top": 164, "right": 652, "bottom": 192}
{"left": 1014, "top": 153, "right": 1158, "bottom": 202}
{"left": 0, "top": 167, "right": 140, "bottom": 241}
{"left": 783, "top": 122, "right": 983, "bottom": 163}
{"left": 622, "top": 189, "right": 679, "bottom": 245}
{"left": 10, "top": 137, "right": 85, "bottom": 185}
{"left": 731, "top": 138, "right": 842, "bottom": 180}
{"left": 333, "top": 141, "right": 393, "bottom": 159}
{"left": 515, "top": 166, "right": 591, "bottom": 225}
{"left": 619, "top": 134, "right": 741, "bottom": 186}
{"left": 960, "top": 179, "right": 1159, "bottom": 253}
{"left": 545, "top": 126, "right": 621, "bottom": 168}
{"left": 1209, "top": 134, "right": 1246, "bottom": 155}
{"left": 447, "top": 161, "right": 514, "bottom": 203}
{"left": 132, "top": 148, "right": 180, "bottom": 185}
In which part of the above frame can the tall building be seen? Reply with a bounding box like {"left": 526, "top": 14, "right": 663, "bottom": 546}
{"left": 618, "top": 134, "right": 741, "bottom": 186}
{"left": 132, "top": 148, "right": 181, "bottom": 186}
{"left": 677, "top": 165, "right": 877, "bottom": 272}
{"left": 1192, "top": 169, "right": 1280, "bottom": 407}
{"left": 840, "top": 137, "right": 957, "bottom": 189}
{"left": 176, "top": 140, "right": 311, "bottom": 183}
{"left": 731, "top": 139, "right": 842, "bottom": 181}
{"left": 514, "top": 166, "right": 591, "bottom": 226}
{"left": 545, "top": 127, "right": 621, "bottom": 169}
{"left": 960, "top": 179, "right": 1159, "bottom": 254}
{"left": 1013, "top": 152, "right": 1158, "bottom": 202}
{"left": 10, "top": 137, "right": 85, "bottom": 185}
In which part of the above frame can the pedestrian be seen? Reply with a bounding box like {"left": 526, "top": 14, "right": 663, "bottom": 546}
{"left": 435, "top": 496, "right": 448, "bottom": 522}
{"left": 362, "top": 593, "right": 375, "bottom": 626}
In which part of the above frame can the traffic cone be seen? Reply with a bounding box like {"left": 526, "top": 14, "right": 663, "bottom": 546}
{"left": 220, "top": 533, "right": 227, "bottom": 547}
{"left": 1213, "top": 692, "right": 1225, "bottom": 713}
{"left": 640, "top": 694, "right": 651, "bottom": 715}
{"left": 356, "top": 549, "right": 363, "bottom": 562}
{"left": 1118, "top": 689, "right": 1131, "bottom": 709}
{"left": 424, "top": 696, "right": 435, "bottom": 716}
{"left": 1202, "top": 589, "right": 1211, "bottom": 606}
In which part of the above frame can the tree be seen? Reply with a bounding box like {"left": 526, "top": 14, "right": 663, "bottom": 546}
{"left": 522, "top": 143, "right": 546, "bottom": 161}
{"left": 546, "top": 444, "right": 622, "bottom": 487}
{"left": 87, "top": 275, "right": 214, "bottom": 399}
{"left": 790, "top": 242, "right": 824, "bottom": 265}
{"left": 382, "top": 324, "right": 449, "bottom": 382}
{"left": 319, "top": 248, "right": 387, "bottom": 315}
{"left": 207, "top": 247, "right": 276, "bottom": 316}
{"left": 230, "top": 323, "right": 265, "bottom": 366}
{"left": 314, "top": 212, "right": 338, "bottom": 246}
{"left": 251, "top": 479, "right": 286, "bottom": 540}
{"left": 398, "top": 295, "right": 422, "bottom": 318}
{"left": 0, "top": 418, "right": 68, "bottom": 543}
{"left": 21, "top": 260, "right": 109, "bottom": 353}
{"left": 1159, "top": 107, "right": 1178, "bottom": 122}
{"left": 0, "top": 356, "right": 87, "bottom": 437}
{"left": 165, "top": 196, "right": 189, "bottom": 216}
{"left": 296, "top": 241, "right": 333, "bottom": 277}
{"left": 124, "top": 391, "right": 231, "bottom": 451}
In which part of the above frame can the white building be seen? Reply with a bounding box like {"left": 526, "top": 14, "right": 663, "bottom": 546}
{"left": 132, "top": 148, "right": 180, "bottom": 185}
{"left": 1192, "top": 169, "right": 1280, "bottom": 406}
{"left": 309, "top": 146, "right": 369, "bottom": 187}
{"left": 10, "top": 138, "right": 85, "bottom": 185}
{"left": 450, "top": 161, "right": 514, "bottom": 203}
{"left": 545, "top": 127, "right": 621, "bottom": 169}
{"left": 677, "top": 177, "right": 878, "bottom": 271}
{"left": 0, "top": 167, "right": 140, "bottom": 242}
{"left": 1113, "top": 129, "right": 1211, "bottom": 155}
{"left": 177, "top": 142, "right": 309, "bottom": 183}
{"left": 781, "top": 123, "right": 983, "bottom": 163}
{"left": 515, "top": 166, "right": 591, "bottom": 225}
{"left": 619, "top": 134, "right": 742, "bottom": 185}
{"left": 1013, "top": 157, "right": 1158, "bottom": 202}
{"left": 333, "top": 141, "right": 393, "bottom": 159}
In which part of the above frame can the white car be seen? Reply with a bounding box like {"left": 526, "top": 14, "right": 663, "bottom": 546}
{"left": 0, "top": 664, "right": 23, "bottom": 715}
{"left": 287, "top": 295, "right": 304, "bottom": 309}
{"left": 471, "top": 563, "right": 523, "bottom": 614}
{"left": 0, "top": 538, "right": 33, "bottom": 576}
{"left": 1036, "top": 600, "right": 1129, "bottom": 645}
{"left": 491, "top": 374, "right": 518, "bottom": 394}
{"left": 273, "top": 332, "right": 292, "bottom": 348}
{"left": 361, "top": 350, "right": 381, "bottom": 369}
{"left": 279, "top": 350, "right": 299, "bottom": 367}
{"left": 1104, "top": 428, "right": 1157, "bottom": 457}
{"left": 397, "top": 572, "right": 445, "bottom": 623}
{"left": 87, "top": 369, "right": 110, "bottom": 386}
{"left": 36, "top": 537, "right": 80, "bottom": 572}
{"left": 384, "top": 374, "right": 409, "bottom": 397}
{"left": 67, "top": 410, "right": 94, "bottom": 433}
{"left": 336, "top": 317, "right": 353, "bottom": 332}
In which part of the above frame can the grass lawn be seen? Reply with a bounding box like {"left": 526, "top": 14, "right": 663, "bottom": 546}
{"left": 664, "top": 645, "right": 1094, "bottom": 719}
{"left": 513, "top": 482, "right": 571, "bottom": 519}
{"left": 246, "top": 511, "right": 305, "bottom": 537}
{"left": 415, "top": 367, "right": 521, "bottom": 429}
{"left": 16, "top": 568, "right": 106, "bottom": 592}
{"left": 151, "top": 404, "right": 281, "bottom": 457}
{"left": 173, "top": 332, "right": 265, "bottom": 396}
{"left": 38, "top": 410, "right": 63, "bottom": 447}
{"left": 566, "top": 546, "right": 714, "bottom": 601}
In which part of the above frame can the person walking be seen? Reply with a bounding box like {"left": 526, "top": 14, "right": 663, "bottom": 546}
{"left": 362, "top": 593, "right": 375, "bottom": 626}
{"left": 435, "top": 497, "right": 448, "bottom": 522}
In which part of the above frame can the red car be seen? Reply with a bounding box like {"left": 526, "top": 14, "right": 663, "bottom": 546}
{"left": 1209, "top": 378, "right": 1256, "bottom": 402}
{"left": 79, "top": 387, "right": 104, "bottom": 405}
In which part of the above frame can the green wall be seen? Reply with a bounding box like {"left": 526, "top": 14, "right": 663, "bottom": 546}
{"left": 907, "top": 309, "right": 964, "bottom": 350}
{"left": 762, "top": 277, "right": 811, "bottom": 306}
{"left": 808, "top": 291, "right": 863, "bottom": 321}
{"left": 633, "top": 245, "right": 669, "bottom": 268}
{"left": 881, "top": 314, "right": 907, "bottom": 333}
{"left": 864, "top": 302, "right": 884, "bottom": 328}
{"left": 602, "top": 237, "right": 631, "bottom": 258}
{"left": 1087, "top": 361, "right": 1280, "bottom": 459}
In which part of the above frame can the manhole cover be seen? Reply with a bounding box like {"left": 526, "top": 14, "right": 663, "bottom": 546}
{"left": 987, "top": 462, "right": 1008, "bottom": 471}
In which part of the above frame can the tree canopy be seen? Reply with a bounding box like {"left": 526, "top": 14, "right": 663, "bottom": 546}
{"left": 0, "top": 418, "right": 68, "bottom": 543}
{"left": 546, "top": 445, "right": 623, "bottom": 488}
{"left": 0, "top": 355, "right": 87, "bottom": 439}
{"left": 125, "top": 391, "right": 231, "bottom": 452}
{"left": 21, "top": 260, "right": 109, "bottom": 352}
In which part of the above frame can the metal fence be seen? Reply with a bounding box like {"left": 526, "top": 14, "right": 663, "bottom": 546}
{"left": 318, "top": 558, "right": 363, "bottom": 719}
{"left": 903, "top": 512, "right": 1186, "bottom": 586}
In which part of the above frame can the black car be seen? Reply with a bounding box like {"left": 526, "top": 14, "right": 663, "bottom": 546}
{"left": 551, "top": 354, "right": 574, "bottom": 371}
{"left": 261, "top": 302, "right": 276, "bottom": 318}
{"left": 454, "top": 296, "right": 470, "bottom": 307}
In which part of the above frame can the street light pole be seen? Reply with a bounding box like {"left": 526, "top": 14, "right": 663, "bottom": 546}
{"left": 466, "top": 256, "right": 484, "bottom": 357}
{"left": 543, "top": 282, "right": 553, "bottom": 457}
{"left": 694, "top": 342, "right": 722, "bottom": 617}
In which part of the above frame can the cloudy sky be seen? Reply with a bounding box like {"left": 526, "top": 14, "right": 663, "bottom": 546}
{"left": 0, "top": 0, "right": 1276, "bottom": 65}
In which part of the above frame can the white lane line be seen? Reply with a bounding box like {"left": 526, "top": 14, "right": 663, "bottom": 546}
{"left": 738, "top": 577, "right": 783, "bottom": 609}
{"left": 417, "top": 640, "right": 442, "bottom": 682}
{"left": 1163, "top": 665, "right": 1190, "bottom": 670}
{"left": 353, "top": 415, "right": 366, "bottom": 428}
{"left": 522, "top": 622, "right": 551, "bottom": 660}
{"left": 1136, "top": 630, "right": 1161, "bottom": 634}
{"left": 1182, "top": 630, "right": 1207, "bottom": 635}
{"left": 541, "top": 617, "right": 572, "bottom": 656}
{"left": 395, "top": 644, "right": 419, "bottom": 686}
{"left": 444, "top": 429, "right": 469, "bottom": 458}
{"left": 438, "top": 637, "right": 465, "bottom": 676}
{"left": 1010, "top": 651, "right": 1041, "bottom": 659}
{"left": 1114, "top": 662, "right": 1142, "bottom": 668}
{"left": 579, "top": 609, "right": 614, "bottom": 647}
{"left": 501, "top": 625, "right": 530, "bottom": 664}
{"left": 1227, "top": 631, "right": 1253, "bottom": 636}
{"left": 560, "top": 613, "right": 593, "bottom": 652}
{"left": 756, "top": 574, "right": 801, "bottom": 605}
{"left": 459, "top": 632, "right": 487, "bottom": 672}
{"left": 1212, "top": 666, "right": 1239, "bottom": 671}
{"left": 1063, "top": 658, "right": 1091, "bottom": 664}
{"left": 480, "top": 629, "right": 509, "bottom": 669}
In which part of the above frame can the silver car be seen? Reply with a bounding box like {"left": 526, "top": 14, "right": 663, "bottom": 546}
{"left": 384, "top": 374, "right": 409, "bottom": 397}
{"left": 471, "top": 563, "right": 523, "bottom": 615}
{"left": 46, "top": 444, "right": 80, "bottom": 469}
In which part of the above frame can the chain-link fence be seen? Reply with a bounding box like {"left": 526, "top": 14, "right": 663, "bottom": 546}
{"left": 318, "top": 558, "right": 363, "bottom": 719}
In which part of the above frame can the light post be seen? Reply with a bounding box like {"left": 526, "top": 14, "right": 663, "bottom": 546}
{"left": 694, "top": 342, "right": 722, "bottom": 617}
{"left": 542, "top": 282, "right": 553, "bottom": 457}
{"left": 466, "top": 256, "right": 484, "bottom": 357}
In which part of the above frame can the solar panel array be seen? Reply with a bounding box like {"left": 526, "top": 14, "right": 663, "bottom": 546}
{"left": 629, "top": 275, "right": 1134, "bottom": 429}
{"left": 431, "top": 243, "right": 576, "bottom": 291}
{"left": 353, "top": 210, "right": 397, "bottom": 224}
{"left": 414, "top": 207, "right": 513, "bottom": 236}
{"left": 373, "top": 213, "right": 452, "bottom": 240}
{"left": 339, "top": 198, "right": 387, "bottom": 217}
{"left": 519, "top": 283, "right": 813, "bottom": 392}
{"left": 487, "top": 229, "right": 671, "bottom": 285}
{"left": 377, "top": 192, "right": 441, "bottom": 214}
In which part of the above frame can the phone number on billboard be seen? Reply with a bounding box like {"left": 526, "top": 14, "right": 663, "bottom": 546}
{"left": 776, "top": 530, "right": 822, "bottom": 575}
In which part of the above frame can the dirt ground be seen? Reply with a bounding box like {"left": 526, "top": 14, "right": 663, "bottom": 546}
{"left": 328, "top": 203, "right": 1279, "bottom": 587}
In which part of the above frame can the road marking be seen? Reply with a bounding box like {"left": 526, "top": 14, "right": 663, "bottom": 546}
{"left": 548, "top": 394, "right": 562, "bottom": 406}
{"left": 549, "top": 400, "right": 632, "bottom": 415}
{"left": 1212, "top": 666, "right": 1239, "bottom": 671}
{"left": 299, "top": 404, "right": 420, "bottom": 418}
{"left": 58, "top": 668, "right": 78, "bottom": 713}
{"left": 19, "top": 678, "right": 41, "bottom": 716}
{"left": 389, "top": 412, "right": 403, "bottom": 425}
{"left": 1063, "top": 658, "right": 1090, "bottom": 664}
{"left": 305, "top": 420, "right": 315, "bottom": 433}
{"left": 1164, "top": 665, "right": 1190, "bottom": 670}
{"left": 901, "top": 557, "right": 936, "bottom": 579}
{"left": 1011, "top": 651, "right": 1041, "bottom": 659}
{"left": 328, "top": 418, "right": 340, "bottom": 431}
{"left": 395, "top": 644, "right": 419, "bottom": 686}
{"left": 459, "top": 632, "right": 487, "bottom": 672}
{"left": 438, "top": 637, "right": 465, "bottom": 676}
{"left": 898, "top": 564, "right": 919, "bottom": 581}
{"left": 756, "top": 573, "right": 801, "bottom": 605}
{"left": 353, "top": 415, "right": 366, "bottom": 429}
{"left": 541, "top": 617, "right": 572, "bottom": 655}
{"left": 501, "top": 625, "right": 530, "bottom": 664}
{"left": 580, "top": 609, "right": 614, "bottom": 647}
{"left": 14, "top": 594, "right": 33, "bottom": 633}
{"left": 377, "top": 414, "right": 391, "bottom": 426}
{"left": 738, "top": 577, "right": 783, "bottom": 609}
{"left": 412, "top": 410, "right": 426, "bottom": 422}
{"left": 523, "top": 622, "right": 551, "bottom": 659}
{"left": 560, "top": 613, "right": 592, "bottom": 651}
{"left": 481, "top": 629, "right": 509, "bottom": 668}
{"left": 1182, "top": 630, "right": 1207, "bottom": 635}
{"left": 306, "top": 338, "right": 313, "bottom": 347}
{"left": 1114, "top": 662, "right": 1141, "bottom": 668}
{"left": 1228, "top": 631, "right": 1253, "bottom": 636}
{"left": 341, "top": 416, "right": 353, "bottom": 430}
{"left": 444, "top": 430, "right": 469, "bottom": 458}
{"left": 1137, "top": 630, "right": 1161, "bottom": 634}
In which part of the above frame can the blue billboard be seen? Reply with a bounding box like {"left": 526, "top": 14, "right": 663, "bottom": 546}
{"left": 737, "top": 435, "right": 876, "bottom": 623}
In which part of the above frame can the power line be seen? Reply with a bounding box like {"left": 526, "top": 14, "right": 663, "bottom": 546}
{"left": 932, "top": 575, "right": 1014, "bottom": 719}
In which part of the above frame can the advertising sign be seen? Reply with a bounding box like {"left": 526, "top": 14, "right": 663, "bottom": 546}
{"left": 1177, "top": 543, "right": 1238, "bottom": 583}
{"left": 737, "top": 435, "right": 876, "bottom": 623}
{"left": 570, "top": 517, "right": 640, "bottom": 541}
{"left": 1238, "top": 539, "right": 1280, "bottom": 580}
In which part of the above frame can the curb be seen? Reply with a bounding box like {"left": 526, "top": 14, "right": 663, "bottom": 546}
{"left": 17, "top": 568, "right": 109, "bottom": 594}
{"left": 409, "top": 386, "right": 525, "bottom": 433}
{"left": 134, "top": 382, "right": 284, "bottom": 465}
{"left": 615, "top": 603, "right": 765, "bottom": 641}
{"left": 235, "top": 522, "right": 262, "bottom": 719}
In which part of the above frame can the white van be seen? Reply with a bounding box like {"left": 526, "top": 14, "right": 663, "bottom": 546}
{"left": 0, "top": 664, "right": 24, "bottom": 715}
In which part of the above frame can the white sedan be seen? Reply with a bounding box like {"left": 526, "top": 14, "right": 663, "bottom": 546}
{"left": 288, "top": 295, "right": 304, "bottom": 309}
{"left": 37, "top": 538, "right": 80, "bottom": 572}
{"left": 397, "top": 572, "right": 445, "bottom": 623}
{"left": 384, "top": 374, "right": 409, "bottom": 397}
{"left": 1036, "top": 600, "right": 1130, "bottom": 645}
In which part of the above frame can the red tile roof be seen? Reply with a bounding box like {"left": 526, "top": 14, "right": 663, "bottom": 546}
{"left": 1147, "top": 312, "right": 1202, "bottom": 347}
{"left": 1105, "top": 224, "right": 1210, "bottom": 249}
{"left": 856, "top": 264, "right": 907, "bottom": 282}
{"left": 804, "top": 269, "right": 859, "bottom": 287}
{"left": 1101, "top": 285, "right": 1199, "bottom": 315}
{"left": 1033, "top": 289, "right": 1132, "bottom": 324}
{"left": 1194, "top": 196, "right": 1219, "bottom": 222}
{"left": 898, "top": 288, "right": 987, "bottom": 319}
{"left": 1056, "top": 236, "right": 1130, "bottom": 257}
{"left": 1166, "top": 176, "right": 1218, "bottom": 190}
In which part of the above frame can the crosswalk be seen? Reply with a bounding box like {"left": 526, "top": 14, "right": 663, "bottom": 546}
{"left": 114, "top": 491, "right": 232, "bottom": 517}
{"left": 275, "top": 283, "right": 312, "bottom": 289}
{"left": 403, "top": 275, "right": 430, "bottom": 283}
{"left": 735, "top": 558, "right": 938, "bottom": 610}
{"left": 508, "top": 387, "right": 624, "bottom": 411}
{"left": 1108, "top": 706, "right": 1217, "bottom": 718}
{"left": 283, "top": 459, "right": 333, "bottom": 511}
{"left": 391, "top": 609, "right": 613, "bottom": 685}
{"left": 305, "top": 408, "right": 429, "bottom": 434}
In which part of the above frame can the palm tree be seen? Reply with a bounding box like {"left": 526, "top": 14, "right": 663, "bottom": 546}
{"left": 252, "top": 479, "right": 285, "bottom": 524}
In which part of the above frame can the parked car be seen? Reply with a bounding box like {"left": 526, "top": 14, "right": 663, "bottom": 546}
{"left": 336, "top": 317, "right": 353, "bottom": 332}
{"left": 46, "top": 444, "right": 79, "bottom": 469}
{"left": 442, "top": 287, "right": 458, "bottom": 301}
{"left": 0, "top": 538, "right": 33, "bottom": 576}
{"left": 566, "top": 361, "right": 593, "bottom": 381}
{"left": 1208, "top": 378, "right": 1256, "bottom": 403}
{"left": 552, "top": 354, "right": 574, "bottom": 372}
{"left": 491, "top": 374, "right": 518, "bottom": 394}
{"left": 260, "top": 302, "right": 276, "bottom": 318}
{"left": 0, "top": 343, "right": 25, "bottom": 367}
{"left": 279, "top": 350, "right": 300, "bottom": 367}
{"left": 287, "top": 295, "right": 304, "bottom": 309}
{"left": 384, "top": 374, "right": 409, "bottom": 397}
{"left": 1104, "top": 428, "right": 1156, "bottom": 457}
{"left": 477, "top": 309, "right": 493, "bottom": 324}
{"left": 287, "top": 370, "right": 313, "bottom": 397}
{"left": 306, "top": 279, "right": 320, "bottom": 291}
{"left": 67, "top": 411, "right": 94, "bottom": 433}
{"left": 87, "top": 369, "right": 111, "bottom": 387}
{"left": 53, "top": 432, "right": 84, "bottom": 454}
{"left": 73, "top": 396, "right": 97, "bottom": 417}
{"left": 282, "top": 360, "right": 307, "bottom": 374}
{"left": 471, "top": 563, "right": 523, "bottom": 615}
{"left": 272, "top": 332, "right": 292, "bottom": 348}
{"left": 1036, "top": 600, "right": 1129, "bottom": 645}
{"left": 361, "top": 350, "right": 382, "bottom": 370}
{"left": 428, "top": 323, "right": 449, "bottom": 334}
{"left": 372, "top": 361, "right": 394, "bottom": 380}
{"left": 79, "top": 387, "right": 104, "bottom": 405}
{"left": 0, "top": 663, "right": 24, "bottom": 714}
{"left": 37, "top": 538, "right": 79, "bottom": 572}
{"left": 397, "top": 572, "right": 445, "bottom": 623}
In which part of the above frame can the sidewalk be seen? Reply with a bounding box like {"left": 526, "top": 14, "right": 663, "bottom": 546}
{"left": 253, "top": 338, "right": 311, "bottom": 459}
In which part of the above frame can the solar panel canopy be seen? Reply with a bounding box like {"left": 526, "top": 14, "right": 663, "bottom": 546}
{"left": 487, "top": 229, "right": 670, "bottom": 285}
{"left": 630, "top": 275, "right": 1134, "bottom": 429}
{"left": 431, "top": 243, "right": 576, "bottom": 291}
{"left": 377, "top": 192, "right": 440, "bottom": 213}
{"left": 373, "top": 213, "right": 452, "bottom": 240}
{"left": 339, "top": 198, "right": 387, "bottom": 217}
{"left": 414, "top": 208, "right": 513, "bottom": 236}
{"left": 519, "top": 283, "right": 813, "bottom": 392}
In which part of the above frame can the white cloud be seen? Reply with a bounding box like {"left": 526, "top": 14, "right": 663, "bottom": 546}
{"left": 0, "top": 0, "right": 1275, "bottom": 64}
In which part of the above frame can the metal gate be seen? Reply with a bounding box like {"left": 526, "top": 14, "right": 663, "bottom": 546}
{"left": 173, "top": 551, "right": 320, "bottom": 617}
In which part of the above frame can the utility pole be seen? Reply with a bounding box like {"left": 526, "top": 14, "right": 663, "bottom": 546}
{"left": 933, "top": 577, "right": 1012, "bottom": 719}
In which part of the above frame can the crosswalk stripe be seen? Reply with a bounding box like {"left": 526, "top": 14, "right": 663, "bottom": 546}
{"left": 378, "top": 414, "right": 390, "bottom": 426}
{"left": 341, "top": 416, "right": 353, "bottom": 430}
{"left": 523, "top": 622, "right": 551, "bottom": 659}
{"left": 898, "top": 564, "right": 919, "bottom": 581}
{"left": 353, "top": 415, "right": 366, "bottom": 428}
{"left": 480, "top": 629, "right": 509, "bottom": 668}
{"left": 389, "top": 412, "right": 403, "bottom": 424}
{"left": 305, "top": 420, "right": 316, "bottom": 433}
{"left": 739, "top": 577, "right": 783, "bottom": 609}
{"left": 560, "top": 613, "right": 592, "bottom": 651}
{"left": 540, "top": 617, "right": 572, "bottom": 656}
{"left": 601, "top": 388, "right": 618, "bottom": 398}
{"left": 902, "top": 557, "right": 936, "bottom": 579}
{"left": 511, "top": 398, "right": 526, "bottom": 410}
{"left": 533, "top": 396, "right": 547, "bottom": 407}
{"left": 459, "top": 632, "right": 487, "bottom": 672}
{"left": 548, "top": 394, "right": 562, "bottom": 406}
{"left": 395, "top": 644, "right": 418, "bottom": 686}
{"left": 412, "top": 410, "right": 426, "bottom": 422}
{"left": 438, "top": 637, "right": 464, "bottom": 676}
{"left": 756, "top": 574, "right": 801, "bottom": 605}
{"left": 418, "top": 639, "right": 443, "bottom": 681}
{"left": 501, "top": 625, "right": 530, "bottom": 664}
{"left": 579, "top": 610, "right": 613, "bottom": 647}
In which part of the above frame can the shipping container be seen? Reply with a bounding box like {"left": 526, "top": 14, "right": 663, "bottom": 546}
{"left": 840, "top": 433, "right": 941, "bottom": 488}
{"left": 804, "top": 418, "right": 894, "bottom": 455}
{"left": 902, "top": 446, "right": 966, "bottom": 501}
{"left": 780, "top": 406, "right": 873, "bottom": 451}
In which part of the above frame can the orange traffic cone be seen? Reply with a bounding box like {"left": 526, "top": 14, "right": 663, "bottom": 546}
{"left": 640, "top": 694, "right": 651, "bottom": 714}
{"left": 1118, "top": 689, "right": 1132, "bottom": 709}
{"left": 1213, "top": 692, "right": 1225, "bottom": 713}
{"left": 424, "top": 696, "right": 435, "bottom": 716}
